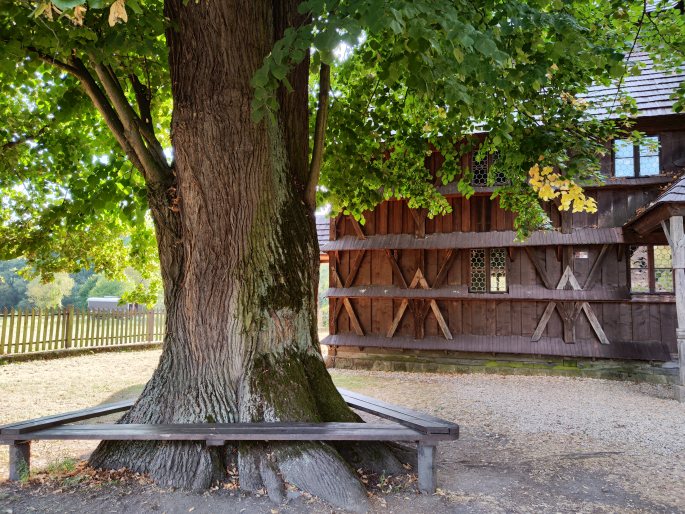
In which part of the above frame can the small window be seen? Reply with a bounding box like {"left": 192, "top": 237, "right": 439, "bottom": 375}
{"left": 471, "top": 150, "right": 506, "bottom": 186}
{"left": 629, "top": 245, "right": 673, "bottom": 293}
{"left": 613, "top": 136, "right": 660, "bottom": 177}
{"left": 470, "top": 248, "right": 507, "bottom": 293}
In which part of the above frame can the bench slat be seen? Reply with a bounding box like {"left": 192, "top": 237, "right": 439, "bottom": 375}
{"left": 0, "top": 400, "right": 136, "bottom": 435}
{"left": 339, "top": 388, "right": 459, "bottom": 436}
{"left": 0, "top": 389, "right": 458, "bottom": 439}
{"left": 0, "top": 423, "right": 452, "bottom": 442}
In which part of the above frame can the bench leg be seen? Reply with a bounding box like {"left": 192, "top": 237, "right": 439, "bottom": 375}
{"left": 9, "top": 441, "right": 31, "bottom": 481}
{"left": 417, "top": 442, "right": 436, "bottom": 494}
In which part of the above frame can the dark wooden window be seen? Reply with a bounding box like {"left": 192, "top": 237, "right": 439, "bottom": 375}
{"left": 629, "top": 245, "right": 673, "bottom": 293}
{"left": 614, "top": 136, "right": 660, "bottom": 177}
{"left": 471, "top": 151, "right": 506, "bottom": 186}
{"left": 470, "top": 248, "right": 507, "bottom": 292}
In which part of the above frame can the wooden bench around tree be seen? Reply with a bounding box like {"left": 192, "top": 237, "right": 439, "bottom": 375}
{"left": 0, "top": 388, "right": 458, "bottom": 494}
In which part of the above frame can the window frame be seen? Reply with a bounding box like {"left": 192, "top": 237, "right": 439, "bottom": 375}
{"left": 628, "top": 244, "right": 674, "bottom": 295}
{"left": 469, "top": 248, "right": 508, "bottom": 293}
{"left": 612, "top": 135, "right": 661, "bottom": 178}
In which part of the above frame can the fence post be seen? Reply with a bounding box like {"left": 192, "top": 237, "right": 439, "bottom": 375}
{"left": 146, "top": 310, "right": 155, "bottom": 342}
{"left": 64, "top": 306, "right": 74, "bottom": 349}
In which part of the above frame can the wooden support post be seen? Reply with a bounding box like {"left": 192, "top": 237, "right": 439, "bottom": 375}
{"left": 676, "top": 329, "right": 685, "bottom": 403}
{"left": 417, "top": 442, "right": 437, "bottom": 494}
{"left": 558, "top": 303, "right": 576, "bottom": 344}
{"left": 9, "top": 441, "right": 30, "bottom": 481}
{"left": 664, "top": 216, "right": 685, "bottom": 402}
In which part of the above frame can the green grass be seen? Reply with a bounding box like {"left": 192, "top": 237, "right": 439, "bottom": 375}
{"left": 330, "top": 372, "right": 376, "bottom": 391}
{"left": 45, "top": 458, "right": 78, "bottom": 476}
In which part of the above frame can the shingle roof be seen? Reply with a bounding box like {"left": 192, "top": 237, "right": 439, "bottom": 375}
{"left": 583, "top": 50, "right": 685, "bottom": 118}
{"left": 652, "top": 173, "right": 685, "bottom": 204}
{"left": 623, "top": 172, "right": 685, "bottom": 233}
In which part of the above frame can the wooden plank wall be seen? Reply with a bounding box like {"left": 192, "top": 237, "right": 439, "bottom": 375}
{"left": 330, "top": 246, "right": 677, "bottom": 353}
{"left": 329, "top": 128, "right": 685, "bottom": 357}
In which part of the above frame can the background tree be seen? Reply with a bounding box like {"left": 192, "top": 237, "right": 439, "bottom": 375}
{"left": 1, "top": 0, "right": 683, "bottom": 509}
{"left": 26, "top": 273, "right": 75, "bottom": 309}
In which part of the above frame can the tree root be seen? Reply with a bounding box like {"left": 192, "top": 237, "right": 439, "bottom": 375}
{"left": 89, "top": 440, "right": 227, "bottom": 491}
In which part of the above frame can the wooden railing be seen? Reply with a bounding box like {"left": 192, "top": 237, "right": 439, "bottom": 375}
{"left": 0, "top": 307, "right": 165, "bottom": 356}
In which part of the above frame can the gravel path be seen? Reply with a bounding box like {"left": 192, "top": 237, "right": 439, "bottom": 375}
{"left": 1, "top": 350, "right": 684, "bottom": 513}
{"left": 333, "top": 370, "right": 685, "bottom": 513}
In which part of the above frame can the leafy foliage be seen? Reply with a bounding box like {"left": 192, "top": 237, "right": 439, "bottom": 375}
{"left": 26, "top": 272, "right": 74, "bottom": 308}
{"left": 0, "top": 0, "right": 167, "bottom": 297}
{"left": 0, "top": 0, "right": 684, "bottom": 274}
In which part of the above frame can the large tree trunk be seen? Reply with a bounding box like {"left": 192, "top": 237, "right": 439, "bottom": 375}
{"left": 89, "top": 0, "right": 399, "bottom": 510}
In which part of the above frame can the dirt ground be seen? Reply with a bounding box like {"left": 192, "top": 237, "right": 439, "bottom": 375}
{"left": 1, "top": 349, "right": 684, "bottom": 513}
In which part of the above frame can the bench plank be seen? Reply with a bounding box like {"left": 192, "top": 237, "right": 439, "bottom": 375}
{"left": 0, "top": 399, "right": 135, "bottom": 435}
{"left": 339, "top": 388, "right": 459, "bottom": 436}
{"left": 0, "top": 423, "right": 446, "bottom": 443}
{"left": 1, "top": 391, "right": 459, "bottom": 495}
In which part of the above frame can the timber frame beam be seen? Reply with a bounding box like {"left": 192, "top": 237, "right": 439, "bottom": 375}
{"left": 529, "top": 246, "right": 611, "bottom": 345}
{"left": 385, "top": 250, "right": 453, "bottom": 340}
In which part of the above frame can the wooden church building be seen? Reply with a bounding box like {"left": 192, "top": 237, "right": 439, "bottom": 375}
{"left": 320, "top": 51, "right": 685, "bottom": 387}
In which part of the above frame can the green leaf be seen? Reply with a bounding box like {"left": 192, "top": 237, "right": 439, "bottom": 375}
{"left": 52, "top": 0, "right": 86, "bottom": 8}
{"left": 250, "top": 66, "right": 269, "bottom": 88}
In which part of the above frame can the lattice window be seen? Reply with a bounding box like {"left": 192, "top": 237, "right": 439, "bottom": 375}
{"left": 614, "top": 136, "right": 660, "bottom": 177}
{"left": 471, "top": 150, "right": 505, "bottom": 186}
{"left": 470, "top": 249, "right": 487, "bottom": 292}
{"left": 629, "top": 245, "right": 673, "bottom": 293}
{"left": 490, "top": 248, "right": 507, "bottom": 292}
{"left": 471, "top": 154, "right": 489, "bottom": 187}
{"left": 654, "top": 245, "right": 674, "bottom": 293}
{"left": 470, "top": 248, "right": 507, "bottom": 293}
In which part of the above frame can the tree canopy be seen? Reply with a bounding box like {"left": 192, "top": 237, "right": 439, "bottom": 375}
{"left": 0, "top": 0, "right": 683, "bottom": 270}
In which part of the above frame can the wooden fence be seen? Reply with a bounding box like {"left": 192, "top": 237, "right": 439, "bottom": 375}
{"left": 0, "top": 307, "right": 165, "bottom": 356}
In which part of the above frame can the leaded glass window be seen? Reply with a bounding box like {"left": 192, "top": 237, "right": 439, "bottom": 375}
{"left": 471, "top": 154, "right": 489, "bottom": 186}
{"left": 614, "top": 139, "right": 635, "bottom": 177}
{"left": 639, "top": 136, "right": 660, "bottom": 176}
{"left": 629, "top": 245, "right": 673, "bottom": 294}
{"left": 490, "top": 248, "right": 507, "bottom": 292}
{"left": 629, "top": 245, "right": 649, "bottom": 293}
{"left": 470, "top": 249, "right": 487, "bottom": 292}
{"left": 470, "top": 248, "right": 507, "bottom": 293}
{"left": 471, "top": 150, "right": 505, "bottom": 186}
{"left": 613, "top": 136, "right": 660, "bottom": 177}
{"left": 654, "top": 245, "right": 673, "bottom": 292}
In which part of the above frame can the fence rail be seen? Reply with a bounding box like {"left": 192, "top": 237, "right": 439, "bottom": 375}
{"left": 0, "top": 307, "right": 165, "bottom": 356}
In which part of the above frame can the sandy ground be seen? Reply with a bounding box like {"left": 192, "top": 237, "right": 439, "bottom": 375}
{"left": 1, "top": 349, "right": 684, "bottom": 513}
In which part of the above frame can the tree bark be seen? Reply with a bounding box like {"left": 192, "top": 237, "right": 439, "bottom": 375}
{"left": 88, "top": 1, "right": 399, "bottom": 510}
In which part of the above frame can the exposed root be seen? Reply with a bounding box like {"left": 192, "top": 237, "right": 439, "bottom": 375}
{"left": 334, "top": 441, "right": 405, "bottom": 475}
{"left": 273, "top": 442, "right": 370, "bottom": 513}
{"left": 89, "top": 441, "right": 225, "bottom": 491}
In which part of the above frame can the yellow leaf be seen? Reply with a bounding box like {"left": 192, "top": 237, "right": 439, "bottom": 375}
{"left": 108, "top": 0, "right": 127, "bottom": 26}
{"left": 73, "top": 5, "right": 86, "bottom": 25}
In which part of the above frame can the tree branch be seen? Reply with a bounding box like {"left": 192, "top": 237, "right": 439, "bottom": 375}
{"left": 129, "top": 72, "right": 168, "bottom": 167}
{"left": 130, "top": 73, "right": 154, "bottom": 134}
{"left": 305, "top": 62, "right": 330, "bottom": 210}
{"left": 68, "top": 57, "right": 148, "bottom": 175}
{"left": 25, "top": 46, "right": 156, "bottom": 182}
{"left": 609, "top": 0, "right": 647, "bottom": 115}
{"left": 1, "top": 125, "right": 49, "bottom": 151}
{"left": 25, "top": 46, "right": 79, "bottom": 75}
{"left": 92, "top": 61, "right": 170, "bottom": 184}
